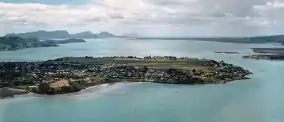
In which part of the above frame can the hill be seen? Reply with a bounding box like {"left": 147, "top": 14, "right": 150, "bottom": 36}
{"left": 6, "top": 30, "right": 70, "bottom": 39}
{"left": 70, "top": 31, "right": 98, "bottom": 39}
{"left": 0, "top": 36, "right": 57, "bottom": 51}
{"left": 5, "top": 30, "right": 115, "bottom": 39}
{"left": 0, "top": 36, "right": 87, "bottom": 51}
{"left": 97, "top": 31, "right": 115, "bottom": 38}
{"left": 43, "top": 39, "right": 86, "bottom": 45}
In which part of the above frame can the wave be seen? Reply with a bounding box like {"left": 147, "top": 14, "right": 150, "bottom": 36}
{"left": 67, "top": 82, "right": 142, "bottom": 101}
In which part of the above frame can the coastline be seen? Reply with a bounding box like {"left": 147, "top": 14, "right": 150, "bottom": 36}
{"left": 2, "top": 79, "right": 250, "bottom": 99}
{"left": 0, "top": 82, "right": 153, "bottom": 99}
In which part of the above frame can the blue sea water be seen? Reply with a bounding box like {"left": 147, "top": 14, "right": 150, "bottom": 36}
{"left": 1, "top": 38, "right": 284, "bottom": 122}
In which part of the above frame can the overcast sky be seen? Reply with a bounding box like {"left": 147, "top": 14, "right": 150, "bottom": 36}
{"left": 1, "top": 0, "right": 284, "bottom": 37}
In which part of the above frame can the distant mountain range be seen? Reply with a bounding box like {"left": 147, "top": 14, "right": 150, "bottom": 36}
{"left": 5, "top": 30, "right": 115, "bottom": 39}
{"left": 4, "top": 30, "right": 284, "bottom": 45}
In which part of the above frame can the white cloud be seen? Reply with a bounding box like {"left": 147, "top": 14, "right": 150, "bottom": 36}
{"left": 1, "top": 0, "right": 284, "bottom": 36}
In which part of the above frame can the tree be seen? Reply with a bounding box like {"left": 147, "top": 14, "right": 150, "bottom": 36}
{"left": 38, "top": 82, "right": 50, "bottom": 94}
{"left": 70, "top": 81, "right": 82, "bottom": 92}
{"left": 192, "top": 69, "right": 196, "bottom": 73}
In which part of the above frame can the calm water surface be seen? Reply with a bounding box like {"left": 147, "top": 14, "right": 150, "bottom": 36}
{"left": 0, "top": 38, "right": 284, "bottom": 122}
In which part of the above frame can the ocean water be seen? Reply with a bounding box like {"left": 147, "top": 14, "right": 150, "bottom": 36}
{"left": 1, "top": 38, "right": 284, "bottom": 122}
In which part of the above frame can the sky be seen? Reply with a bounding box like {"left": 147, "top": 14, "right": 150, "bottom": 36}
{"left": 1, "top": 0, "right": 284, "bottom": 37}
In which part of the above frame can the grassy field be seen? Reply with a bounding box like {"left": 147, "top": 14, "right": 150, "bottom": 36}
{"left": 112, "top": 59, "right": 212, "bottom": 71}
{"left": 47, "top": 57, "right": 214, "bottom": 71}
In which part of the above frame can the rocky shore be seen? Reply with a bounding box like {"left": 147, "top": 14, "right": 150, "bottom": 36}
{"left": 0, "top": 56, "right": 252, "bottom": 97}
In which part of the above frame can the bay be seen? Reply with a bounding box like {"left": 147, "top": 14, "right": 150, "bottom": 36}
{"left": 1, "top": 38, "right": 284, "bottom": 122}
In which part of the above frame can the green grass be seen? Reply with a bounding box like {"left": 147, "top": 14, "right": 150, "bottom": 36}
{"left": 113, "top": 59, "right": 209, "bottom": 70}
{"left": 11, "top": 85, "right": 30, "bottom": 90}
{"left": 47, "top": 57, "right": 214, "bottom": 71}
{"left": 91, "top": 76, "right": 106, "bottom": 82}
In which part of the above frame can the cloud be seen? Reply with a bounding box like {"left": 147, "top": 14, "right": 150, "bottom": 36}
{"left": 1, "top": 0, "right": 284, "bottom": 36}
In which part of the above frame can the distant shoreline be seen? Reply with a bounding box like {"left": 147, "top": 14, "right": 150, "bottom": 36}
{"left": 243, "top": 54, "right": 284, "bottom": 60}
{"left": 133, "top": 35, "right": 284, "bottom": 45}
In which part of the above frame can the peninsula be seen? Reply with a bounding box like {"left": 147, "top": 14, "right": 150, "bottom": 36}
{"left": 0, "top": 36, "right": 86, "bottom": 51}
{"left": 0, "top": 56, "right": 252, "bottom": 98}
{"left": 0, "top": 36, "right": 57, "bottom": 51}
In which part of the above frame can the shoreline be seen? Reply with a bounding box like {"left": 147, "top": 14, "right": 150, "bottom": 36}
{"left": 1, "top": 82, "right": 153, "bottom": 99}
{"left": 1, "top": 79, "right": 253, "bottom": 99}
{"left": 0, "top": 87, "right": 29, "bottom": 99}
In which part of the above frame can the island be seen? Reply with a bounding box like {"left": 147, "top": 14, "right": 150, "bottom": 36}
{"left": 243, "top": 54, "right": 284, "bottom": 60}
{"left": 252, "top": 48, "right": 284, "bottom": 54}
{"left": 0, "top": 56, "right": 252, "bottom": 98}
{"left": 42, "top": 39, "right": 86, "bottom": 45}
{"left": 0, "top": 36, "right": 86, "bottom": 51}
{"left": 242, "top": 48, "right": 284, "bottom": 60}
{"left": 214, "top": 52, "right": 240, "bottom": 54}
